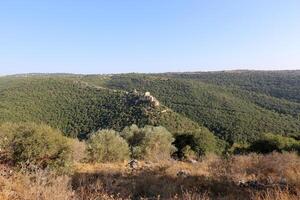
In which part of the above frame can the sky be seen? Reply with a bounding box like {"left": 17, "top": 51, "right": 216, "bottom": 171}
{"left": 0, "top": 0, "right": 300, "bottom": 75}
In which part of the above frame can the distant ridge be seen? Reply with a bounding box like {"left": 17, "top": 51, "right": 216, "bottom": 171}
{"left": 7, "top": 73, "right": 83, "bottom": 77}
{"left": 4, "top": 69, "right": 300, "bottom": 77}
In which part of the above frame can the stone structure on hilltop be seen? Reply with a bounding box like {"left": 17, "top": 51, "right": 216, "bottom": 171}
{"left": 144, "top": 92, "right": 160, "bottom": 107}
{"left": 130, "top": 89, "right": 160, "bottom": 107}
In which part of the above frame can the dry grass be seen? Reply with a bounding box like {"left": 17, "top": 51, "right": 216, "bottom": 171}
{"left": 0, "top": 152, "right": 299, "bottom": 200}
{"left": 70, "top": 139, "right": 86, "bottom": 163}
{"left": 0, "top": 164, "right": 74, "bottom": 200}
{"left": 210, "top": 152, "right": 300, "bottom": 187}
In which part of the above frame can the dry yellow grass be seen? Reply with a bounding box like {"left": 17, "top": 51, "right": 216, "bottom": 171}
{"left": 0, "top": 165, "right": 74, "bottom": 200}
{"left": 210, "top": 152, "right": 300, "bottom": 187}
{"left": 251, "top": 189, "right": 300, "bottom": 200}
{"left": 0, "top": 152, "right": 299, "bottom": 200}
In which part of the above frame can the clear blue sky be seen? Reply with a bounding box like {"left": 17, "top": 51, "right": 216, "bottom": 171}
{"left": 0, "top": 0, "right": 300, "bottom": 75}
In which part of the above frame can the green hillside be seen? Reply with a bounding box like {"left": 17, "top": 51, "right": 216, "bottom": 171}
{"left": 162, "top": 70, "right": 300, "bottom": 103}
{"left": 0, "top": 76, "right": 200, "bottom": 138}
{"left": 1, "top": 71, "right": 299, "bottom": 144}
{"left": 81, "top": 73, "right": 300, "bottom": 143}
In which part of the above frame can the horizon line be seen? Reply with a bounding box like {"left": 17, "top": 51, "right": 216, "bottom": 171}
{"left": 1, "top": 68, "right": 300, "bottom": 77}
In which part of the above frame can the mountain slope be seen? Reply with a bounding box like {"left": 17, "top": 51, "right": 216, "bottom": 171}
{"left": 0, "top": 76, "right": 201, "bottom": 138}
{"left": 162, "top": 70, "right": 300, "bottom": 103}
{"left": 81, "top": 73, "right": 300, "bottom": 143}
{"left": 1, "top": 71, "right": 299, "bottom": 144}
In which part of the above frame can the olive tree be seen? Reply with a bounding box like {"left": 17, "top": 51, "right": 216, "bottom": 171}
{"left": 121, "top": 125, "right": 176, "bottom": 161}
{"left": 87, "top": 129, "right": 130, "bottom": 162}
{"left": 0, "top": 122, "right": 73, "bottom": 171}
{"left": 174, "top": 128, "right": 218, "bottom": 158}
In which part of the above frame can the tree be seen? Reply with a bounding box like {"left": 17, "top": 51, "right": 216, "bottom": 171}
{"left": 248, "top": 133, "right": 300, "bottom": 154}
{"left": 0, "top": 123, "right": 72, "bottom": 171}
{"left": 87, "top": 129, "right": 130, "bottom": 162}
{"left": 121, "top": 125, "right": 176, "bottom": 161}
{"left": 174, "top": 128, "right": 218, "bottom": 158}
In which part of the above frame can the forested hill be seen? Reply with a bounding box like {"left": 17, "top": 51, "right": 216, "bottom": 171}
{"left": 161, "top": 70, "right": 300, "bottom": 103}
{"left": 81, "top": 70, "right": 300, "bottom": 143}
{"left": 0, "top": 77, "right": 200, "bottom": 138}
{"left": 0, "top": 70, "right": 299, "bottom": 144}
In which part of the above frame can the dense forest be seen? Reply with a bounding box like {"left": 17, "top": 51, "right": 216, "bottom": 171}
{"left": 0, "top": 76, "right": 201, "bottom": 139}
{"left": 0, "top": 70, "right": 299, "bottom": 144}
{"left": 162, "top": 70, "right": 300, "bottom": 103}
{"left": 83, "top": 72, "right": 300, "bottom": 143}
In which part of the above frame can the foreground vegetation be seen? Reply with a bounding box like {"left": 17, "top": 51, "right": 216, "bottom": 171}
{"left": 0, "top": 152, "right": 299, "bottom": 200}
{"left": 0, "top": 123, "right": 299, "bottom": 199}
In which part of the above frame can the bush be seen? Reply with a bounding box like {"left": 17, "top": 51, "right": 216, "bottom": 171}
{"left": 174, "top": 128, "right": 218, "bottom": 158}
{"left": 0, "top": 123, "right": 17, "bottom": 159}
{"left": 121, "top": 125, "right": 176, "bottom": 160}
{"left": 70, "top": 139, "right": 86, "bottom": 163}
{"left": 120, "top": 124, "right": 144, "bottom": 148}
{"left": 181, "top": 145, "right": 197, "bottom": 160}
{"left": 0, "top": 123, "right": 72, "bottom": 170}
{"left": 139, "top": 126, "right": 176, "bottom": 160}
{"left": 248, "top": 133, "right": 300, "bottom": 154}
{"left": 226, "top": 143, "right": 249, "bottom": 155}
{"left": 87, "top": 129, "right": 130, "bottom": 162}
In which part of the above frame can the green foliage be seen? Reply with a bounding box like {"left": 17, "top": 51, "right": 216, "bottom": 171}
{"left": 168, "top": 71, "right": 300, "bottom": 103}
{"left": 0, "top": 123, "right": 72, "bottom": 170}
{"left": 87, "top": 129, "right": 130, "bottom": 163}
{"left": 100, "top": 74, "right": 300, "bottom": 143}
{"left": 192, "top": 129, "right": 219, "bottom": 155}
{"left": 121, "top": 125, "right": 176, "bottom": 160}
{"left": 139, "top": 126, "right": 176, "bottom": 160}
{"left": 0, "top": 77, "right": 201, "bottom": 139}
{"left": 157, "top": 108, "right": 200, "bottom": 134}
{"left": 0, "top": 123, "right": 17, "bottom": 152}
{"left": 120, "top": 124, "right": 144, "bottom": 148}
{"left": 248, "top": 133, "right": 300, "bottom": 154}
{"left": 181, "top": 145, "right": 197, "bottom": 160}
{"left": 225, "top": 143, "right": 249, "bottom": 155}
{"left": 174, "top": 128, "right": 219, "bottom": 158}
{"left": 215, "top": 138, "right": 228, "bottom": 155}
{"left": 1, "top": 71, "right": 300, "bottom": 149}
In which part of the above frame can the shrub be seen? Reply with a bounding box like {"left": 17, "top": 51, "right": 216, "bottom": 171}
{"left": 181, "top": 145, "right": 197, "bottom": 160}
{"left": 120, "top": 124, "right": 144, "bottom": 148}
{"left": 225, "top": 143, "right": 249, "bottom": 155}
{"left": 173, "top": 128, "right": 219, "bottom": 158}
{"left": 248, "top": 133, "right": 300, "bottom": 154}
{"left": 0, "top": 123, "right": 72, "bottom": 171}
{"left": 174, "top": 128, "right": 219, "bottom": 158}
{"left": 70, "top": 139, "right": 86, "bottom": 163}
{"left": 139, "top": 126, "right": 176, "bottom": 160}
{"left": 193, "top": 129, "right": 218, "bottom": 155}
{"left": 87, "top": 129, "right": 130, "bottom": 162}
{"left": 0, "top": 123, "right": 18, "bottom": 160}
{"left": 121, "top": 125, "right": 176, "bottom": 160}
{"left": 0, "top": 122, "right": 25, "bottom": 148}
